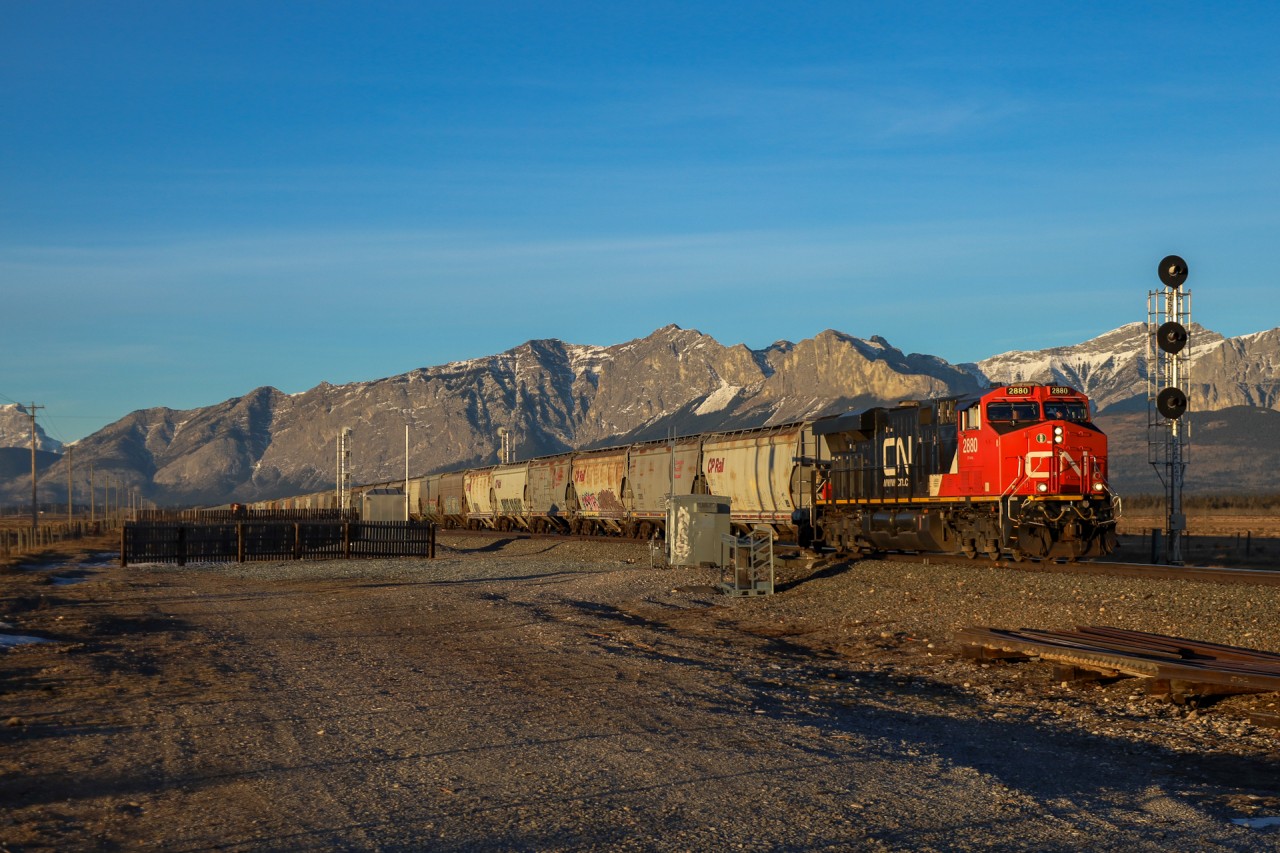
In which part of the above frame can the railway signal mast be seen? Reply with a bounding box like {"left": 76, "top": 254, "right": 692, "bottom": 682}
{"left": 1147, "top": 255, "right": 1191, "bottom": 565}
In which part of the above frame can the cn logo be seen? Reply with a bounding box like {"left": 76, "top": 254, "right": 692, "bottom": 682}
{"left": 882, "top": 437, "right": 912, "bottom": 476}
{"left": 1025, "top": 450, "right": 1083, "bottom": 478}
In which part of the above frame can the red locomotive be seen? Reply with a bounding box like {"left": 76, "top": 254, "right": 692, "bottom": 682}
{"left": 808, "top": 384, "right": 1118, "bottom": 561}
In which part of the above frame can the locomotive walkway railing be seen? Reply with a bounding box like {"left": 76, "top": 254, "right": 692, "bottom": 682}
{"left": 121, "top": 519, "right": 436, "bottom": 566}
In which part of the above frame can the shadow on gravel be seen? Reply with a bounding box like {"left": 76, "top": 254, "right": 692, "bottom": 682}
{"left": 562, "top": 599, "right": 663, "bottom": 628}
{"left": 0, "top": 765, "right": 186, "bottom": 809}
{"left": 446, "top": 538, "right": 523, "bottom": 554}
{"left": 774, "top": 558, "right": 858, "bottom": 593}
{"left": 732, "top": 658, "right": 1280, "bottom": 808}
{"left": 520, "top": 591, "right": 1280, "bottom": 812}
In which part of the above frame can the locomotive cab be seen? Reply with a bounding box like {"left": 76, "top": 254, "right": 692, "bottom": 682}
{"left": 956, "top": 384, "right": 1109, "bottom": 501}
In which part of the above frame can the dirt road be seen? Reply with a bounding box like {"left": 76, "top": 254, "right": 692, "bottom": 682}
{"left": 3, "top": 535, "right": 1279, "bottom": 851}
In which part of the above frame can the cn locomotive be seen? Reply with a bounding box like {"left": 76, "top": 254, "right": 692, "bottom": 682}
{"left": 252, "top": 382, "right": 1119, "bottom": 562}
{"left": 803, "top": 383, "right": 1118, "bottom": 561}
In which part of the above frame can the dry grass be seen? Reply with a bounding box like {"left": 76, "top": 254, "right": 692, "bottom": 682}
{"left": 1115, "top": 509, "right": 1278, "bottom": 568}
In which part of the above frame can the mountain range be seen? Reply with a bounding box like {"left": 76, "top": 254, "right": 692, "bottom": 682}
{"left": 2, "top": 323, "right": 1276, "bottom": 508}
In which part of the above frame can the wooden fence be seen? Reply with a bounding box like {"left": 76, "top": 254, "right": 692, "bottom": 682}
{"left": 1, "top": 520, "right": 114, "bottom": 559}
{"left": 121, "top": 520, "right": 436, "bottom": 566}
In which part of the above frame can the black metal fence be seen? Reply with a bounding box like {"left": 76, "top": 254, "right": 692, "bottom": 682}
{"left": 121, "top": 520, "right": 436, "bottom": 566}
{"left": 135, "top": 508, "right": 353, "bottom": 522}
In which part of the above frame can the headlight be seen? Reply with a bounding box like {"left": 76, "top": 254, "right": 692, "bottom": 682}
{"left": 1037, "top": 483, "right": 1049, "bottom": 493}
{"left": 1092, "top": 482, "right": 1105, "bottom": 492}
{"left": 1053, "top": 426, "right": 1064, "bottom": 444}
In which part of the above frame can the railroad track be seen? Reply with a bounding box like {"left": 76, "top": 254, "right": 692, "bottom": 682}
{"left": 437, "top": 528, "right": 644, "bottom": 546}
{"left": 877, "top": 550, "right": 1280, "bottom": 586}
{"left": 438, "top": 528, "right": 1280, "bottom": 585}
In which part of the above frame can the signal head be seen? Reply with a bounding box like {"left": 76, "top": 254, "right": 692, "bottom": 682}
{"left": 1158, "top": 255, "right": 1189, "bottom": 289}
{"left": 1156, "top": 321, "right": 1188, "bottom": 354}
{"left": 1156, "top": 387, "right": 1188, "bottom": 420}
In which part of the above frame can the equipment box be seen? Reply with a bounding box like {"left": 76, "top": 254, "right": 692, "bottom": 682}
{"left": 362, "top": 489, "right": 407, "bottom": 522}
{"left": 666, "top": 495, "right": 731, "bottom": 567}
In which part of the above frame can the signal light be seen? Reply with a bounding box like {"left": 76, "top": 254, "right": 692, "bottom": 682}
{"left": 1158, "top": 255, "right": 1188, "bottom": 289}
{"left": 1156, "top": 321, "right": 1188, "bottom": 354}
{"left": 1157, "top": 387, "right": 1188, "bottom": 419}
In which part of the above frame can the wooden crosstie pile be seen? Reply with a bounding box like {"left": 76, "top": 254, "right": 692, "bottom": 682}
{"left": 956, "top": 625, "right": 1280, "bottom": 703}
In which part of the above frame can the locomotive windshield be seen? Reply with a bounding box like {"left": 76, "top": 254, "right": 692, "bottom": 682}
{"left": 1043, "top": 401, "right": 1090, "bottom": 422}
{"left": 985, "top": 400, "right": 1092, "bottom": 423}
{"left": 986, "top": 402, "right": 1041, "bottom": 422}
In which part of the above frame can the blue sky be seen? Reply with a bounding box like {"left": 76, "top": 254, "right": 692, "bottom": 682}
{"left": 3, "top": 2, "right": 1278, "bottom": 441}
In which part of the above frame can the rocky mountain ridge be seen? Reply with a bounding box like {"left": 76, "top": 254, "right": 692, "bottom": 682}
{"left": 0, "top": 404, "right": 63, "bottom": 454}
{"left": 3, "top": 323, "right": 1277, "bottom": 506}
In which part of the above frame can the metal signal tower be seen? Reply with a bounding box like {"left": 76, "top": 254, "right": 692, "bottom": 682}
{"left": 1147, "top": 255, "right": 1191, "bottom": 564}
{"left": 497, "top": 427, "right": 515, "bottom": 464}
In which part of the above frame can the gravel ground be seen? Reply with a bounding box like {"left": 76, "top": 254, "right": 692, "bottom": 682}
{"left": 2, "top": 532, "right": 1280, "bottom": 851}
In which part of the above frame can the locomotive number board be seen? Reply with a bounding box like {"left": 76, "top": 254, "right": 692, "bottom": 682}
{"left": 1004, "top": 385, "right": 1076, "bottom": 396}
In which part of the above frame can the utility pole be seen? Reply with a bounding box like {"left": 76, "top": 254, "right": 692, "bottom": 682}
{"left": 89, "top": 463, "right": 95, "bottom": 523}
{"left": 336, "top": 427, "right": 353, "bottom": 513}
{"left": 27, "top": 402, "right": 44, "bottom": 533}
{"left": 67, "top": 446, "right": 74, "bottom": 523}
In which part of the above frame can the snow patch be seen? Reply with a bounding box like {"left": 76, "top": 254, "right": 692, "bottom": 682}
{"left": 0, "top": 634, "right": 48, "bottom": 648}
{"left": 695, "top": 383, "right": 740, "bottom": 416}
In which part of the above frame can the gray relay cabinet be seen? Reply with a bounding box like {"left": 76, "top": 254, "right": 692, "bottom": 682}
{"left": 666, "top": 495, "right": 731, "bottom": 567}
{"left": 362, "top": 489, "right": 408, "bottom": 522}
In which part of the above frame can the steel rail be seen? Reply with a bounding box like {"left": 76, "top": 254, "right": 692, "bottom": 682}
{"left": 436, "top": 528, "right": 1280, "bottom": 585}
{"left": 436, "top": 528, "right": 648, "bottom": 546}
{"left": 873, "top": 550, "right": 1280, "bottom": 586}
